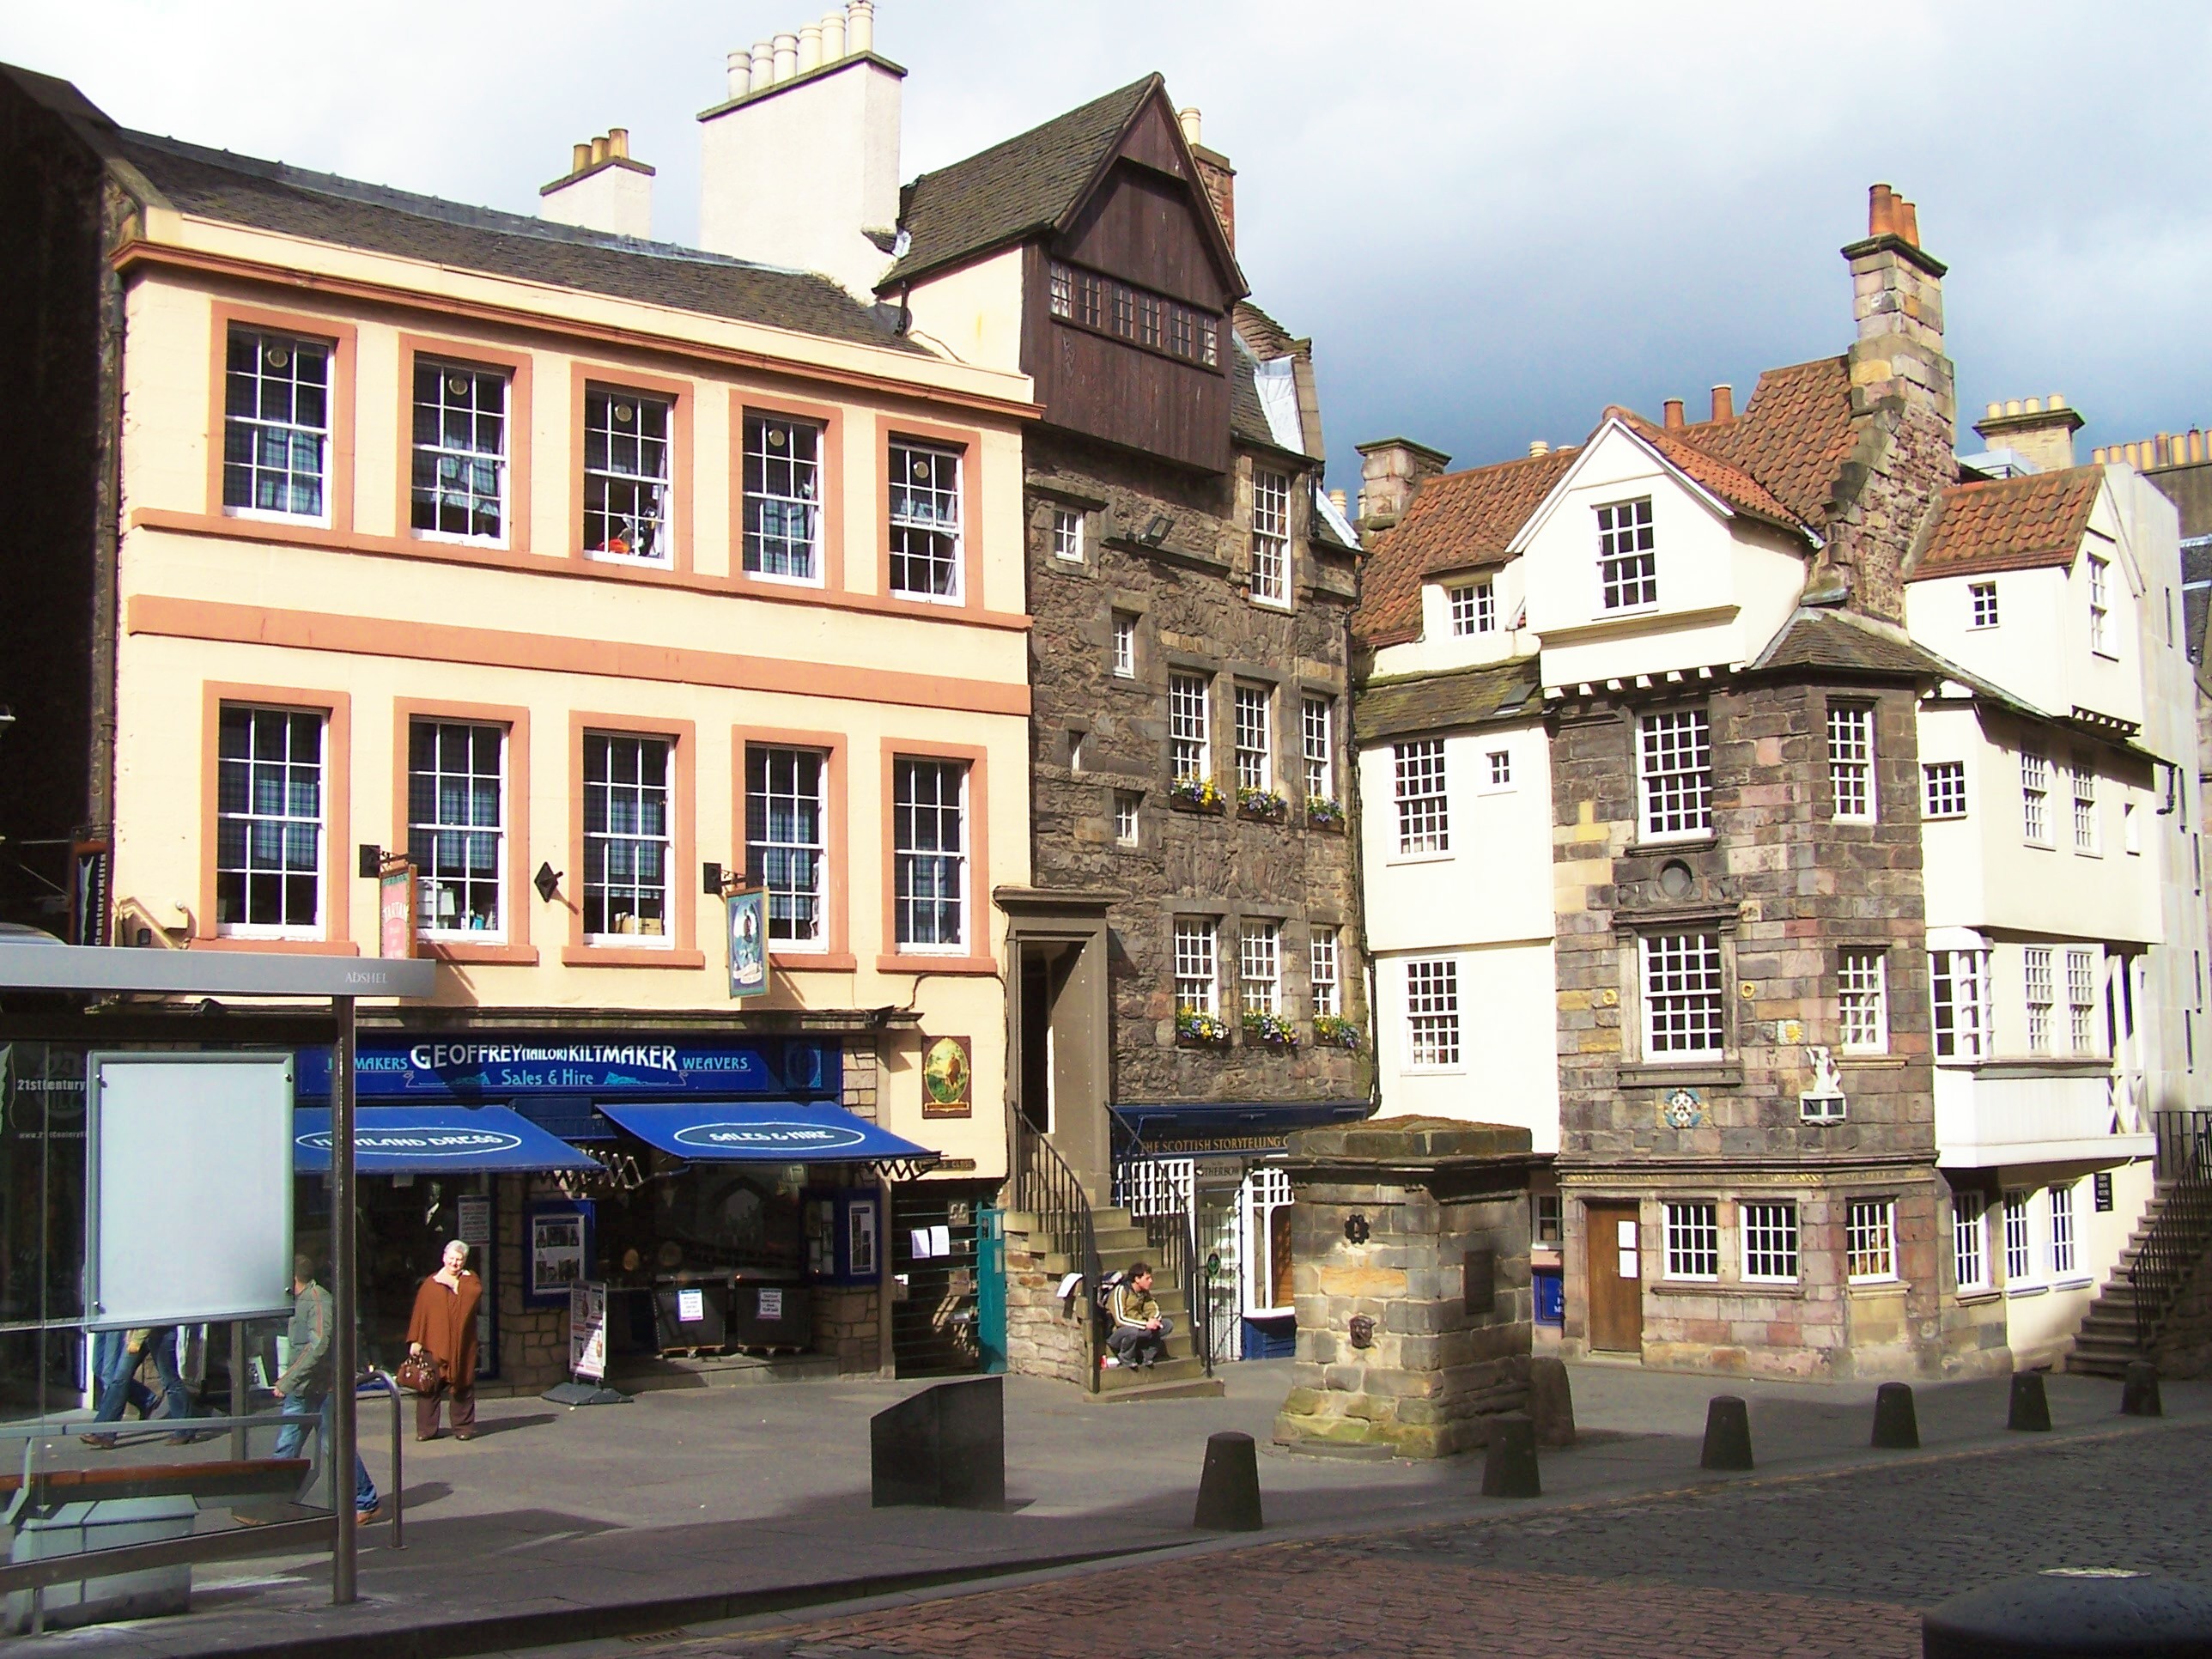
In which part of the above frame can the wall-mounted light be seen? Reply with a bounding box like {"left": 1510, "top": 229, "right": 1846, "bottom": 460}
{"left": 534, "top": 862, "right": 563, "bottom": 902}
{"left": 357, "top": 844, "right": 384, "bottom": 879}
{"left": 1138, "top": 514, "right": 1174, "bottom": 546}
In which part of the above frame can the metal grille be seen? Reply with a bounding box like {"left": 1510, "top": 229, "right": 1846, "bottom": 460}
{"left": 223, "top": 328, "right": 330, "bottom": 519}
{"left": 410, "top": 361, "right": 507, "bottom": 540}
{"left": 742, "top": 415, "right": 822, "bottom": 579}
{"left": 1640, "top": 709, "right": 1711, "bottom": 836}
{"left": 891, "top": 1189, "right": 981, "bottom": 1378}
{"left": 407, "top": 719, "right": 504, "bottom": 936}
{"left": 889, "top": 442, "right": 963, "bottom": 599}
{"left": 1113, "top": 1158, "right": 1194, "bottom": 1218}
{"left": 1597, "top": 497, "right": 1656, "bottom": 609}
{"left": 1395, "top": 739, "right": 1449, "bottom": 854}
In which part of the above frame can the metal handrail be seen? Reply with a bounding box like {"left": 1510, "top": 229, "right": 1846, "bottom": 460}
{"left": 1012, "top": 1122, "right": 1102, "bottom": 1393}
{"left": 2129, "top": 1110, "right": 2212, "bottom": 1354}
{"left": 1135, "top": 1210, "right": 1194, "bottom": 1333}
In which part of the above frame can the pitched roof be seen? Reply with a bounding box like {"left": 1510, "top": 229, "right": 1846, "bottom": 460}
{"left": 1749, "top": 608, "right": 1957, "bottom": 679}
{"left": 115, "top": 132, "right": 915, "bottom": 350}
{"left": 1608, "top": 410, "right": 1803, "bottom": 533}
{"left": 1352, "top": 450, "right": 1577, "bottom": 647}
{"left": 1355, "top": 659, "right": 1544, "bottom": 743}
{"left": 878, "top": 77, "right": 1158, "bottom": 289}
{"left": 1908, "top": 467, "right": 2106, "bottom": 580}
{"left": 1691, "top": 357, "right": 1861, "bottom": 527}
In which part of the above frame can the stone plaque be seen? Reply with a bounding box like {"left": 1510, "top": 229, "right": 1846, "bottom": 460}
{"left": 1464, "top": 1247, "right": 1496, "bottom": 1316}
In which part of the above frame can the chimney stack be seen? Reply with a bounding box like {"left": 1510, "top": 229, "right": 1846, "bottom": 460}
{"left": 697, "top": 3, "right": 904, "bottom": 300}
{"left": 1972, "top": 394, "right": 2084, "bottom": 473}
{"left": 540, "top": 128, "right": 655, "bottom": 240}
{"left": 1711, "top": 384, "right": 1734, "bottom": 422}
{"left": 1180, "top": 106, "right": 1237, "bottom": 254}
{"left": 1844, "top": 182, "right": 1952, "bottom": 430}
{"left": 1662, "top": 398, "right": 1685, "bottom": 428}
{"left": 1354, "top": 437, "right": 1452, "bottom": 532}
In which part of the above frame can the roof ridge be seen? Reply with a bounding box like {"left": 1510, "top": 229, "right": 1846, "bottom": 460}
{"left": 901, "top": 74, "right": 1158, "bottom": 195}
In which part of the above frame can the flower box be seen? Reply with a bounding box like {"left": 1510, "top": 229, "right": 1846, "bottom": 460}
{"left": 1237, "top": 787, "right": 1289, "bottom": 824}
{"left": 1305, "top": 798, "right": 1346, "bottom": 831}
{"left": 1169, "top": 776, "right": 1224, "bottom": 813}
{"left": 1312, "top": 1014, "right": 1363, "bottom": 1051}
{"left": 1242, "top": 1011, "right": 1301, "bottom": 1051}
{"left": 1176, "top": 1007, "right": 1232, "bottom": 1047}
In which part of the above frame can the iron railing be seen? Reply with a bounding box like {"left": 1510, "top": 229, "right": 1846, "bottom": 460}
{"left": 2129, "top": 1110, "right": 2212, "bottom": 1355}
{"left": 1012, "top": 1123, "right": 1102, "bottom": 1392}
{"left": 1136, "top": 1210, "right": 1194, "bottom": 1331}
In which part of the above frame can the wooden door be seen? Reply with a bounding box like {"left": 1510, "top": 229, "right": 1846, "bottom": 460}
{"left": 1584, "top": 1201, "right": 1644, "bottom": 1353}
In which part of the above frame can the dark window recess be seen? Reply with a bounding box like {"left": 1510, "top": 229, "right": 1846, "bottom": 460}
{"left": 890, "top": 1187, "right": 984, "bottom": 1378}
{"left": 1048, "top": 261, "right": 1222, "bottom": 368}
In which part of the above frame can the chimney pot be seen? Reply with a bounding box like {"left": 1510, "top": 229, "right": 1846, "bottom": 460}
{"left": 608, "top": 127, "right": 629, "bottom": 159}
{"left": 2005, "top": 398, "right": 2022, "bottom": 417}
{"left": 1528, "top": 440, "right": 1550, "bottom": 458}
{"left": 822, "top": 9, "right": 846, "bottom": 58}
{"left": 590, "top": 134, "right": 610, "bottom": 165}
{"left": 2024, "top": 397, "right": 2041, "bottom": 414}
{"left": 1178, "top": 106, "right": 1202, "bottom": 146}
{"left": 1898, "top": 198, "right": 1920, "bottom": 246}
{"left": 2192, "top": 429, "right": 2206, "bottom": 465}
{"left": 1328, "top": 489, "right": 1348, "bottom": 515}
{"left": 847, "top": 0, "right": 874, "bottom": 52}
{"left": 1662, "top": 398, "right": 1685, "bottom": 429}
{"left": 726, "top": 51, "right": 752, "bottom": 98}
{"left": 773, "top": 32, "right": 799, "bottom": 81}
{"left": 2049, "top": 393, "right": 2067, "bottom": 410}
{"left": 798, "top": 22, "right": 823, "bottom": 71}
{"left": 1868, "top": 183, "right": 1897, "bottom": 239}
{"left": 750, "top": 40, "right": 774, "bottom": 84}
{"left": 1711, "top": 384, "right": 1734, "bottom": 423}
{"left": 2093, "top": 447, "right": 2106, "bottom": 464}
{"left": 571, "top": 141, "right": 592, "bottom": 174}
{"left": 1985, "top": 401, "right": 2002, "bottom": 419}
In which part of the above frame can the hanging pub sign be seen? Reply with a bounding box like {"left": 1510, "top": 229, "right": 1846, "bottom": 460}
{"left": 726, "top": 887, "right": 769, "bottom": 1000}
{"left": 380, "top": 856, "right": 416, "bottom": 959}
{"left": 920, "top": 1036, "right": 972, "bottom": 1118}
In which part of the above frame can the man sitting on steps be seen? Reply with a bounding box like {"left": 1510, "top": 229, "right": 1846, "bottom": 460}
{"left": 1106, "top": 1261, "right": 1172, "bottom": 1370}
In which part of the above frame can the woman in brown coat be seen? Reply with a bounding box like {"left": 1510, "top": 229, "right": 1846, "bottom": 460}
{"left": 406, "top": 1239, "right": 483, "bottom": 1441}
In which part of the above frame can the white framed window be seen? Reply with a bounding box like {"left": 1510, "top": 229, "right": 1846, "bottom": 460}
{"left": 407, "top": 719, "right": 505, "bottom": 939}
{"left": 1310, "top": 928, "right": 1340, "bottom": 1018}
{"left": 1394, "top": 738, "right": 1449, "bottom": 854}
{"left": 582, "top": 732, "right": 672, "bottom": 941}
{"left": 583, "top": 386, "right": 672, "bottom": 562}
{"left": 1953, "top": 1190, "right": 1989, "bottom": 1291}
{"left": 1449, "top": 579, "right": 1497, "bottom": 636}
{"left": 1114, "top": 791, "right": 1141, "bottom": 848}
{"left": 1242, "top": 1165, "right": 1295, "bottom": 1318}
{"left": 1642, "top": 932, "right": 1725, "bottom": 1060}
{"left": 1838, "top": 946, "right": 1887, "bottom": 1053}
{"left": 410, "top": 360, "right": 508, "bottom": 543}
{"left": 1663, "top": 1200, "right": 1718, "bottom": 1280}
{"left": 892, "top": 757, "right": 969, "bottom": 951}
{"left": 223, "top": 327, "right": 331, "bottom": 521}
{"left": 1405, "top": 958, "right": 1462, "bottom": 1068}
{"left": 2002, "top": 1188, "right": 2034, "bottom": 1285}
{"left": 1175, "top": 918, "right": 1218, "bottom": 1015}
{"left": 1741, "top": 1201, "right": 1799, "bottom": 1283}
{"left": 2072, "top": 759, "right": 2099, "bottom": 854}
{"left": 1597, "top": 497, "right": 1656, "bottom": 610}
{"left": 1969, "top": 580, "right": 1999, "bottom": 629}
{"left": 1923, "top": 761, "right": 1967, "bottom": 820}
{"left": 2021, "top": 750, "right": 2050, "bottom": 845}
{"left": 1250, "top": 469, "right": 1291, "bottom": 607}
{"left": 1639, "top": 708, "right": 1712, "bottom": 839}
{"left": 1828, "top": 702, "right": 1875, "bottom": 822}
{"left": 2025, "top": 946, "right": 2054, "bottom": 1054}
{"left": 1930, "top": 949, "right": 1990, "bottom": 1059}
{"left": 1303, "top": 696, "right": 1334, "bottom": 802}
{"left": 746, "top": 745, "right": 828, "bottom": 948}
{"left": 216, "top": 704, "right": 325, "bottom": 937}
{"left": 1241, "top": 922, "right": 1280, "bottom": 1016}
{"left": 1169, "top": 672, "right": 1212, "bottom": 782}
{"left": 741, "top": 413, "right": 823, "bottom": 580}
{"left": 2088, "top": 553, "right": 2112, "bottom": 656}
{"left": 1112, "top": 612, "right": 1137, "bottom": 678}
{"left": 2067, "top": 949, "right": 2098, "bottom": 1052}
{"left": 1486, "top": 749, "right": 1514, "bottom": 790}
{"left": 1234, "top": 684, "right": 1273, "bottom": 794}
{"left": 889, "top": 441, "right": 963, "bottom": 600}
{"left": 1846, "top": 1197, "right": 1897, "bottom": 1283}
{"left": 2049, "top": 1182, "right": 2079, "bottom": 1278}
{"left": 1051, "top": 507, "right": 1085, "bottom": 562}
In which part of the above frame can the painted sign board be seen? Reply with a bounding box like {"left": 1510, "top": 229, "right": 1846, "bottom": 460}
{"left": 380, "top": 856, "right": 416, "bottom": 959}
{"left": 726, "top": 888, "right": 769, "bottom": 1000}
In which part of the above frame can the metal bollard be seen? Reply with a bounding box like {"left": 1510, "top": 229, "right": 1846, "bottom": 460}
{"left": 1872, "top": 1381, "right": 1919, "bottom": 1449}
{"left": 1700, "top": 1395, "right": 1753, "bottom": 1471}
{"left": 2121, "top": 1360, "right": 2163, "bottom": 1419}
{"left": 2008, "top": 1372, "right": 2051, "bottom": 1433}
{"left": 1192, "top": 1431, "right": 1262, "bottom": 1530}
{"left": 1480, "top": 1413, "right": 1540, "bottom": 1498}
{"left": 1923, "top": 1569, "right": 2212, "bottom": 1656}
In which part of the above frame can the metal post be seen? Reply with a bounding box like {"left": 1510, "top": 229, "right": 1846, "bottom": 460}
{"left": 876, "top": 1174, "right": 896, "bottom": 1379}
{"left": 331, "top": 995, "right": 358, "bottom": 1605}
{"left": 228, "top": 1322, "right": 247, "bottom": 1462}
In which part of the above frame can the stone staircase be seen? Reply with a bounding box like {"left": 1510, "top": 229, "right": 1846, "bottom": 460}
{"left": 1003, "top": 1202, "right": 1222, "bottom": 1400}
{"left": 2066, "top": 1209, "right": 2154, "bottom": 1378}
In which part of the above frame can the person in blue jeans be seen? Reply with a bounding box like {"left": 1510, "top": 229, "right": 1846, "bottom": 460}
{"left": 271, "top": 1256, "right": 382, "bottom": 1522}
{"left": 80, "top": 1327, "right": 194, "bottom": 1448}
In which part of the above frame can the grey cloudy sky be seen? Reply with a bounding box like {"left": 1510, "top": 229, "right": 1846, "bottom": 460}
{"left": 8, "top": 2, "right": 2210, "bottom": 494}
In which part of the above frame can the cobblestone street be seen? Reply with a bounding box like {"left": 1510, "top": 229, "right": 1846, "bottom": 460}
{"left": 692, "top": 1422, "right": 2212, "bottom": 1659}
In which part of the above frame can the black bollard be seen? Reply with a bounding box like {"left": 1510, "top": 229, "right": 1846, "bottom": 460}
{"left": 1700, "top": 1395, "right": 1753, "bottom": 1471}
{"left": 1192, "top": 1430, "right": 1263, "bottom": 1531}
{"left": 2008, "top": 1371, "right": 2051, "bottom": 1432}
{"left": 1480, "top": 1413, "right": 1540, "bottom": 1498}
{"left": 2122, "top": 1360, "right": 2163, "bottom": 1419}
{"left": 871, "top": 1376, "right": 1005, "bottom": 1510}
{"left": 1923, "top": 1570, "right": 2212, "bottom": 1657}
{"left": 1872, "top": 1381, "right": 1920, "bottom": 1449}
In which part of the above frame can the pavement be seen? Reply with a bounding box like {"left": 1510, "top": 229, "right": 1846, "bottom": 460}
{"left": 6, "top": 1359, "right": 2209, "bottom": 1659}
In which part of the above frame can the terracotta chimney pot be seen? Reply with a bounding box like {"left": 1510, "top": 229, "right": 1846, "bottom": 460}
{"left": 1711, "top": 384, "right": 1734, "bottom": 423}
{"left": 1662, "top": 398, "right": 1685, "bottom": 429}
{"left": 1868, "top": 183, "right": 1898, "bottom": 239}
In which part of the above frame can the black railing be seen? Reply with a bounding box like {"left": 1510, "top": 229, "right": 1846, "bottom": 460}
{"left": 1012, "top": 1123, "right": 1102, "bottom": 1392}
{"left": 2130, "top": 1110, "right": 2212, "bottom": 1354}
{"left": 1136, "top": 1209, "right": 1194, "bottom": 1339}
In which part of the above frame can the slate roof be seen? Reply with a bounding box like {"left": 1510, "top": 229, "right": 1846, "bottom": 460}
{"left": 113, "top": 131, "right": 917, "bottom": 350}
{"left": 1353, "top": 450, "right": 1577, "bottom": 647}
{"left": 1355, "top": 659, "right": 1544, "bottom": 743}
{"left": 1909, "top": 466, "right": 2106, "bottom": 579}
{"left": 1230, "top": 345, "right": 1277, "bottom": 453}
{"left": 1750, "top": 608, "right": 1958, "bottom": 679}
{"left": 878, "top": 77, "right": 1158, "bottom": 289}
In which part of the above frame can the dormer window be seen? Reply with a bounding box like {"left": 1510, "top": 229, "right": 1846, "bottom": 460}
{"left": 1448, "top": 580, "right": 1496, "bottom": 636}
{"left": 1598, "top": 498, "right": 1656, "bottom": 611}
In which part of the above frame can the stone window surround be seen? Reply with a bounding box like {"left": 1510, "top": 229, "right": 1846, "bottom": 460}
{"left": 1612, "top": 902, "right": 1740, "bottom": 1081}
{"left": 1028, "top": 483, "right": 1105, "bottom": 578}
{"left": 1159, "top": 899, "right": 1332, "bottom": 1032}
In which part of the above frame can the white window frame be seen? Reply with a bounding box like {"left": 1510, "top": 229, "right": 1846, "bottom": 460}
{"left": 2025, "top": 946, "right": 2054, "bottom": 1054}
{"left": 1449, "top": 579, "right": 1497, "bottom": 636}
{"left": 1111, "top": 612, "right": 1137, "bottom": 679}
{"left": 1114, "top": 791, "right": 1141, "bottom": 848}
{"left": 741, "top": 412, "right": 824, "bottom": 583}
{"left": 2072, "top": 759, "right": 2099, "bottom": 855}
{"left": 1923, "top": 761, "right": 1967, "bottom": 820}
{"left": 1170, "top": 673, "right": 1212, "bottom": 783}
{"left": 1302, "top": 696, "right": 1334, "bottom": 803}
{"left": 410, "top": 359, "right": 510, "bottom": 545}
{"left": 1233, "top": 684, "right": 1273, "bottom": 795}
{"left": 1954, "top": 1190, "right": 1990, "bottom": 1291}
{"left": 1969, "top": 580, "right": 1999, "bottom": 629}
{"left": 1250, "top": 469, "right": 1291, "bottom": 608}
{"left": 1175, "top": 918, "right": 1218, "bottom": 1015}
{"left": 1741, "top": 1201, "right": 1800, "bottom": 1284}
{"left": 1845, "top": 1197, "right": 1897, "bottom": 1284}
{"left": 2049, "top": 1182, "right": 2080, "bottom": 1279}
{"left": 2088, "top": 553, "right": 2113, "bottom": 657}
{"left": 1051, "top": 506, "right": 1085, "bottom": 563}
{"left": 407, "top": 718, "right": 507, "bottom": 941}
{"left": 1241, "top": 1165, "right": 1295, "bottom": 1318}
{"left": 1394, "top": 738, "right": 1449, "bottom": 855}
{"left": 1640, "top": 932, "right": 1725, "bottom": 1060}
{"left": 2002, "top": 1188, "right": 2036, "bottom": 1287}
{"left": 1310, "top": 928, "right": 1341, "bottom": 1018}
{"left": 1828, "top": 702, "right": 1876, "bottom": 823}
{"left": 1484, "top": 748, "right": 1514, "bottom": 791}
{"left": 2021, "top": 750, "right": 2050, "bottom": 846}
{"left": 1241, "top": 922, "right": 1281, "bottom": 1017}
{"left": 1639, "top": 708, "right": 1712, "bottom": 841}
{"left": 892, "top": 757, "right": 969, "bottom": 952}
{"left": 1663, "top": 1200, "right": 1719, "bottom": 1281}
{"left": 1838, "top": 946, "right": 1887, "bottom": 1054}
{"left": 1404, "top": 957, "right": 1462, "bottom": 1070}
{"left": 1930, "top": 948, "right": 1990, "bottom": 1060}
{"left": 746, "top": 744, "right": 829, "bottom": 951}
{"left": 223, "top": 327, "right": 333, "bottom": 526}
{"left": 216, "top": 703, "right": 327, "bottom": 939}
{"left": 888, "top": 441, "right": 964, "bottom": 602}
{"left": 583, "top": 386, "right": 673, "bottom": 566}
{"left": 582, "top": 732, "right": 673, "bottom": 945}
{"left": 2067, "top": 948, "right": 2098, "bottom": 1053}
{"left": 1597, "top": 496, "right": 1657, "bottom": 611}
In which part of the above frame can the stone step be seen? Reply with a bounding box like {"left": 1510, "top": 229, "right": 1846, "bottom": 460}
{"left": 1097, "top": 1352, "right": 1207, "bottom": 1391}
{"left": 1090, "top": 1370, "right": 1224, "bottom": 1403}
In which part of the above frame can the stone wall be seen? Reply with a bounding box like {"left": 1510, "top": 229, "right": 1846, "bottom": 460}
{"left": 1000, "top": 1220, "right": 1092, "bottom": 1387}
{"left": 811, "top": 1285, "right": 882, "bottom": 1374}
{"left": 494, "top": 1174, "right": 570, "bottom": 1393}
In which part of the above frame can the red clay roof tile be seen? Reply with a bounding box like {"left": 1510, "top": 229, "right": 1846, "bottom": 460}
{"left": 1910, "top": 467, "right": 2105, "bottom": 580}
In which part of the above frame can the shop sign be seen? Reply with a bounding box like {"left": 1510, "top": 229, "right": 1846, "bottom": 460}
{"left": 920, "top": 1036, "right": 972, "bottom": 1118}
{"left": 569, "top": 1281, "right": 608, "bottom": 1382}
{"left": 671, "top": 1119, "right": 867, "bottom": 1154}
{"left": 726, "top": 888, "right": 769, "bottom": 1000}
{"left": 299, "top": 1125, "right": 526, "bottom": 1159}
{"left": 379, "top": 856, "right": 416, "bottom": 959}
{"left": 296, "top": 1037, "right": 830, "bottom": 1100}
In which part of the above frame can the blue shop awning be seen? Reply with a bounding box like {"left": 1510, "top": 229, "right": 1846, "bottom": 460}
{"left": 294, "top": 1106, "right": 602, "bottom": 1174}
{"left": 1112, "top": 1099, "right": 1372, "bottom": 1151}
{"left": 597, "top": 1099, "right": 936, "bottom": 1174}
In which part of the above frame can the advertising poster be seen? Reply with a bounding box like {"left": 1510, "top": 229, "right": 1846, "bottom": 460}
{"left": 726, "top": 889, "right": 769, "bottom": 1000}
{"left": 530, "top": 1203, "right": 591, "bottom": 1303}
{"left": 848, "top": 1195, "right": 878, "bottom": 1279}
{"left": 568, "top": 1281, "right": 607, "bottom": 1381}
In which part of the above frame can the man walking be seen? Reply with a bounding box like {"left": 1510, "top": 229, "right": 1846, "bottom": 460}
{"left": 272, "top": 1255, "right": 383, "bottom": 1523}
